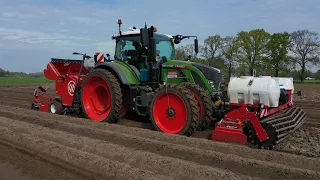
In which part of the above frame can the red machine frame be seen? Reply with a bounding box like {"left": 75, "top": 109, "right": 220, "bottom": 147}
{"left": 32, "top": 59, "right": 89, "bottom": 113}
{"left": 32, "top": 86, "right": 52, "bottom": 112}
{"left": 212, "top": 89, "right": 293, "bottom": 144}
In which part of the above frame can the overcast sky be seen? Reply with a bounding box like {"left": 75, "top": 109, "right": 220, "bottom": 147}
{"left": 0, "top": 0, "right": 319, "bottom": 73}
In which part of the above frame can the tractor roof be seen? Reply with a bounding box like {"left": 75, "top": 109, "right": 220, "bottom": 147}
{"left": 112, "top": 29, "right": 173, "bottom": 39}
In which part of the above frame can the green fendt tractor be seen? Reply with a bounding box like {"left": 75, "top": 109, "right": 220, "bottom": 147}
{"left": 35, "top": 19, "right": 306, "bottom": 149}
{"left": 79, "top": 19, "right": 223, "bottom": 136}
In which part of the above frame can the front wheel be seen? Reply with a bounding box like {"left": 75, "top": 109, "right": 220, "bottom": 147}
{"left": 149, "top": 84, "right": 200, "bottom": 136}
{"left": 80, "top": 68, "right": 122, "bottom": 123}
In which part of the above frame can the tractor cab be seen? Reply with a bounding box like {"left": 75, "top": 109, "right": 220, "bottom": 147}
{"left": 112, "top": 28, "right": 174, "bottom": 71}
{"left": 110, "top": 19, "right": 207, "bottom": 88}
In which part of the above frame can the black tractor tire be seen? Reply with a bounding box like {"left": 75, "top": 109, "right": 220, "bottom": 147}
{"left": 149, "top": 84, "right": 200, "bottom": 136}
{"left": 49, "top": 99, "right": 63, "bottom": 115}
{"left": 180, "top": 82, "right": 213, "bottom": 131}
{"left": 80, "top": 68, "right": 122, "bottom": 123}
{"left": 119, "top": 85, "right": 130, "bottom": 119}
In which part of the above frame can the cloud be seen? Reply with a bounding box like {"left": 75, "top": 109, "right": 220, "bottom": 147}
{"left": 0, "top": 0, "right": 319, "bottom": 73}
{"left": 0, "top": 28, "right": 93, "bottom": 45}
{"left": 71, "top": 17, "right": 104, "bottom": 24}
{"left": 2, "top": 11, "right": 35, "bottom": 19}
{"left": 96, "top": 41, "right": 115, "bottom": 55}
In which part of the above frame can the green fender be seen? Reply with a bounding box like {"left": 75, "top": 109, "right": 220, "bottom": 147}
{"left": 93, "top": 60, "right": 140, "bottom": 85}
{"left": 161, "top": 60, "right": 214, "bottom": 94}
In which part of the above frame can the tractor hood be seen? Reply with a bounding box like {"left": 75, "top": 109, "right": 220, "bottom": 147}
{"left": 192, "top": 62, "right": 222, "bottom": 87}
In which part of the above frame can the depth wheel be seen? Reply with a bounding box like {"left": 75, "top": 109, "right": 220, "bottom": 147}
{"left": 31, "top": 103, "right": 39, "bottom": 111}
{"left": 149, "top": 84, "right": 200, "bottom": 136}
{"left": 80, "top": 68, "right": 122, "bottom": 123}
{"left": 180, "top": 82, "right": 213, "bottom": 131}
{"left": 49, "top": 99, "right": 63, "bottom": 115}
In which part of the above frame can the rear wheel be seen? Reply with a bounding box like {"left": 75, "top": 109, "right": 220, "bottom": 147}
{"left": 49, "top": 99, "right": 63, "bottom": 114}
{"left": 180, "top": 82, "right": 213, "bottom": 131}
{"left": 149, "top": 84, "right": 200, "bottom": 136}
{"left": 80, "top": 68, "right": 122, "bottom": 123}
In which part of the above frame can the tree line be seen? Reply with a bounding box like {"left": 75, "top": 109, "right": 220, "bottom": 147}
{"left": 0, "top": 68, "right": 44, "bottom": 77}
{"left": 175, "top": 29, "right": 320, "bottom": 82}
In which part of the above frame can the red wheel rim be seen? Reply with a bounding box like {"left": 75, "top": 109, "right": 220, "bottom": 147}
{"left": 153, "top": 92, "right": 187, "bottom": 134}
{"left": 82, "top": 75, "right": 112, "bottom": 121}
{"left": 193, "top": 93, "right": 203, "bottom": 118}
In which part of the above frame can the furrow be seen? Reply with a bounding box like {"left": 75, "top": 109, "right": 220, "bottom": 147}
{"left": 0, "top": 100, "right": 30, "bottom": 109}
{"left": 0, "top": 144, "right": 90, "bottom": 180}
{"left": 304, "top": 122, "right": 320, "bottom": 129}
{"left": 0, "top": 104, "right": 319, "bottom": 172}
{"left": 0, "top": 108, "right": 319, "bottom": 179}
{"left": 0, "top": 125, "right": 173, "bottom": 180}
{"left": 0, "top": 116, "right": 258, "bottom": 180}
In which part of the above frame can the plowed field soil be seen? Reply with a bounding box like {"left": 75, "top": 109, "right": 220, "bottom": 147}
{"left": 0, "top": 84, "right": 319, "bottom": 180}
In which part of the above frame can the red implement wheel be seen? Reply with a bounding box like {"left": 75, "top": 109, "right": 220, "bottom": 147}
{"left": 80, "top": 68, "right": 122, "bottom": 123}
{"left": 149, "top": 84, "right": 200, "bottom": 136}
{"left": 49, "top": 99, "right": 63, "bottom": 115}
{"left": 180, "top": 82, "right": 213, "bottom": 131}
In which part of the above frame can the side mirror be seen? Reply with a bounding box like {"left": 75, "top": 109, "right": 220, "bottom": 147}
{"left": 173, "top": 35, "right": 182, "bottom": 44}
{"left": 194, "top": 39, "right": 199, "bottom": 54}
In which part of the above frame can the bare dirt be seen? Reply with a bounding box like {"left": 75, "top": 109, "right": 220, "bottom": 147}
{"left": 294, "top": 83, "right": 320, "bottom": 102}
{"left": 0, "top": 84, "right": 319, "bottom": 180}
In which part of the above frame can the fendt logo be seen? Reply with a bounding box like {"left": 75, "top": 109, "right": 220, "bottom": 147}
{"left": 67, "top": 80, "right": 76, "bottom": 96}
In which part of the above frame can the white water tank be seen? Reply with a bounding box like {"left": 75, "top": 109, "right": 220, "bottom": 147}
{"left": 228, "top": 76, "right": 280, "bottom": 107}
{"left": 272, "top": 77, "right": 294, "bottom": 94}
{"left": 227, "top": 76, "right": 254, "bottom": 105}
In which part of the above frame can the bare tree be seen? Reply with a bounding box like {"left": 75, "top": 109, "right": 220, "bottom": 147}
{"left": 221, "top": 36, "right": 239, "bottom": 79}
{"left": 201, "top": 35, "right": 222, "bottom": 62}
{"left": 265, "top": 32, "right": 291, "bottom": 77}
{"left": 175, "top": 44, "right": 197, "bottom": 60}
{"left": 289, "top": 29, "right": 320, "bottom": 81}
{"left": 236, "top": 29, "right": 270, "bottom": 76}
{"left": 175, "top": 46, "right": 187, "bottom": 60}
